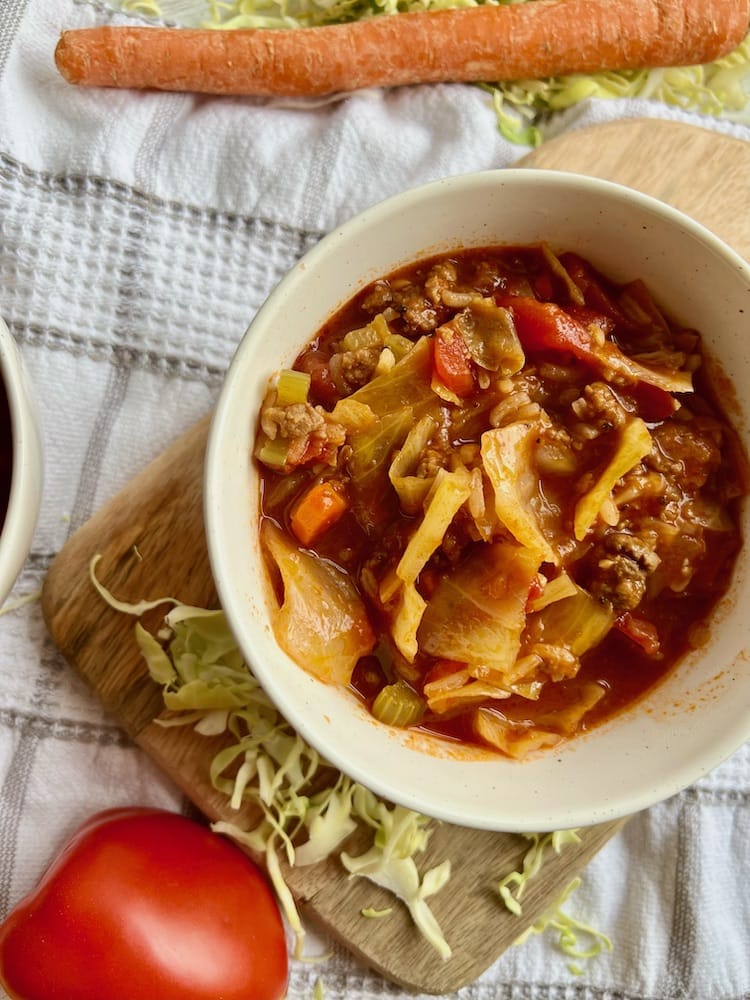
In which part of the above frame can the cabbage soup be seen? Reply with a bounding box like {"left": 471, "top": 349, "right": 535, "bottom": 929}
{"left": 254, "top": 244, "right": 746, "bottom": 759}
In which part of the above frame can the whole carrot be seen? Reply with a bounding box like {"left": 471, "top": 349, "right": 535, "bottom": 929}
{"left": 55, "top": 0, "right": 750, "bottom": 98}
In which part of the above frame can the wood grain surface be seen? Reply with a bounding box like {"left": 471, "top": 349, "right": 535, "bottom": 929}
{"left": 41, "top": 119, "right": 750, "bottom": 995}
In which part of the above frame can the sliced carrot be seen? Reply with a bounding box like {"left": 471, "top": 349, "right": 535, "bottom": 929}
{"left": 54, "top": 0, "right": 750, "bottom": 98}
{"left": 433, "top": 327, "right": 475, "bottom": 398}
{"left": 290, "top": 481, "right": 348, "bottom": 547}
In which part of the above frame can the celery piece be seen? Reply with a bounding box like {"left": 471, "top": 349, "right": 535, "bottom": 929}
{"left": 372, "top": 680, "right": 425, "bottom": 727}
{"left": 275, "top": 369, "right": 311, "bottom": 406}
{"left": 257, "top": 436, "right": 290, "bottom": 470}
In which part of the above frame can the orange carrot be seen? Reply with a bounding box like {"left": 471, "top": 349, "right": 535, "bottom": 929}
{"left": 290, "top": 481, "right": 348, "bottom": 546}
{"left": 54, "top": 0, "right": 750, "bottom": 98}
{"left": 433, "top": 327, "right": 475, "bottom": 398}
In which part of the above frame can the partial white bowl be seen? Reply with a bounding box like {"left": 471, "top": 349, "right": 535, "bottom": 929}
{"left": 0, "top": 316, "right": 42, "bottom": 605}
{"left": 205, "top": 170, "right": 750, "bottom": 832}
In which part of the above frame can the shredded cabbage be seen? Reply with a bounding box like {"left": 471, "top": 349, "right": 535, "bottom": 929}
{"left": 90, "top": 555, "right": 613, "bottom": 971}
{"left": 498, "top": 828, "right": 582, "bottom": 915}
{"left": 119, "top": 0, "right": 750, "bottom": 144}
{"left": 90, "top": 556, "right": 452, "bottom": 960}
{"left": 499, "top": 832, "right": 613, "bottom": 974}
{"left": 514, "top": 877, "right": 614, "bottom": 975}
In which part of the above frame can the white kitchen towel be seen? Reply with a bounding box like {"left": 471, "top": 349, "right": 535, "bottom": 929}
{"left": 1, "top": 1, "right": 749, "bottom": 998}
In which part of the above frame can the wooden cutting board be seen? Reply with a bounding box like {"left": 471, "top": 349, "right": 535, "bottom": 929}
{"left": 41, "top": 119, "right": 750, "bottom": 995}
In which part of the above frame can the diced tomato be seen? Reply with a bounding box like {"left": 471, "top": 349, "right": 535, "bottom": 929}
{"left": 567, "top": 303, "right": 617, "bottom": 338}
{"left": 614, "top": 612, "right": 661, "bottom": 656}
{"left": 433, "top": 327, "right": 475, "bottom": 397}
{"left": 503, "top": 297, "right": 594, "bottom": 361}
{"left": 525, "top": 573, "right": 546, "bottom": 610}
{"left": 627, "top": 380, "right": 679, "bottom": 422}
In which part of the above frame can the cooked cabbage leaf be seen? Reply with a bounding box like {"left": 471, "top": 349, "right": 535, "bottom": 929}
{"left": 391, "top": 581, "right": 428, "bottom": 663}
{"left": 452, "top": 298, "right": 525, "bottom": 374}
{"left": 470, "top": 708, "right": 561, "bottom": 758}
{"left": 262, "top": 520, "right": 376, "bottom": 683}
{"left": 481, "top": 423, "right": 557, "bottom": 564}
{"left": 530, "top": 584, "right": 615, "bottom": 656}
{"left": 573, "top": 417, "right": 652, "bottom": 540}
{"left": 418, "top": 540, "right": 541, "bottom": 673}
{"left": 394, "top": 467, "right": 473, "bottom": 592}
{"left": 388, "top": 413, "right": 439, "bottom": 514}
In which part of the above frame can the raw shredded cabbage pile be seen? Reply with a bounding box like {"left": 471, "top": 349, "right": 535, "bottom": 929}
{"left": 90, "top": 555, "right": 610, "bottom": 970}
{"left": 119, "top": 0, "right": 750, "bottom": 144}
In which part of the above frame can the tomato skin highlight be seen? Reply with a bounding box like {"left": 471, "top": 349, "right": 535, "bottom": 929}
{"left": 0, "top": 808, "right": 288, "bottom": 1000}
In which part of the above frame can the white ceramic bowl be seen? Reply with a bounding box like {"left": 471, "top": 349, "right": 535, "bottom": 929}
{"left": 205, "top": 170, "right": 750, "bottom": 832}
{"left": 0, "top": 316, "right": 42, "bottom": 605}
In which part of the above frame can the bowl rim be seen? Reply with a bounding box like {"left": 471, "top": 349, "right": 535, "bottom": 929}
{"left": 205, "top": 168, "right": 750, "bottom": 831}
{"left": 0, "top": 317, "right": 43, "bottom": 605}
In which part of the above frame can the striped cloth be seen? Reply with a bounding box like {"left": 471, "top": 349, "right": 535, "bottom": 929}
{"left": 1, "top": 2, "right": 749, "bottom": 998}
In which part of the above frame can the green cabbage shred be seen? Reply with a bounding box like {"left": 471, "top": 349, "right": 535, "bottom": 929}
{"left": 513, "top": 877, "right": 614, "bottom": 975}
{"left": 499, "top": 833, "right": 613, "bottom": 974}
{"left": 90, "top": 555, "right": 611, "bottom": 972}
{"left": 498, "top": 828, "right": 583, "bottom": 915}
{"left": 119, "top": 0, "right": 750, "bottom": 145}
{"left": 90, "top": 557, "right": 453, "bottom": 961}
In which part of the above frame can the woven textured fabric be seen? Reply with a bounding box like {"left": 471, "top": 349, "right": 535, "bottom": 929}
{"left": 1, "top": 2, "right": 750, "bottom": 998}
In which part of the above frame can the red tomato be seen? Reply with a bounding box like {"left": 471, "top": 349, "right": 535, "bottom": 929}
{"left": 433, "top": 327, "right": 475, "bottom": 397}
{"left": 0, "top": 808, "right": 288, "bottom": 1000}
{"left": 504, "top": 296, "right": 594, "bottom": 361}
{"left": 626, "top": 379, "right": 679, "bottom": 422}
